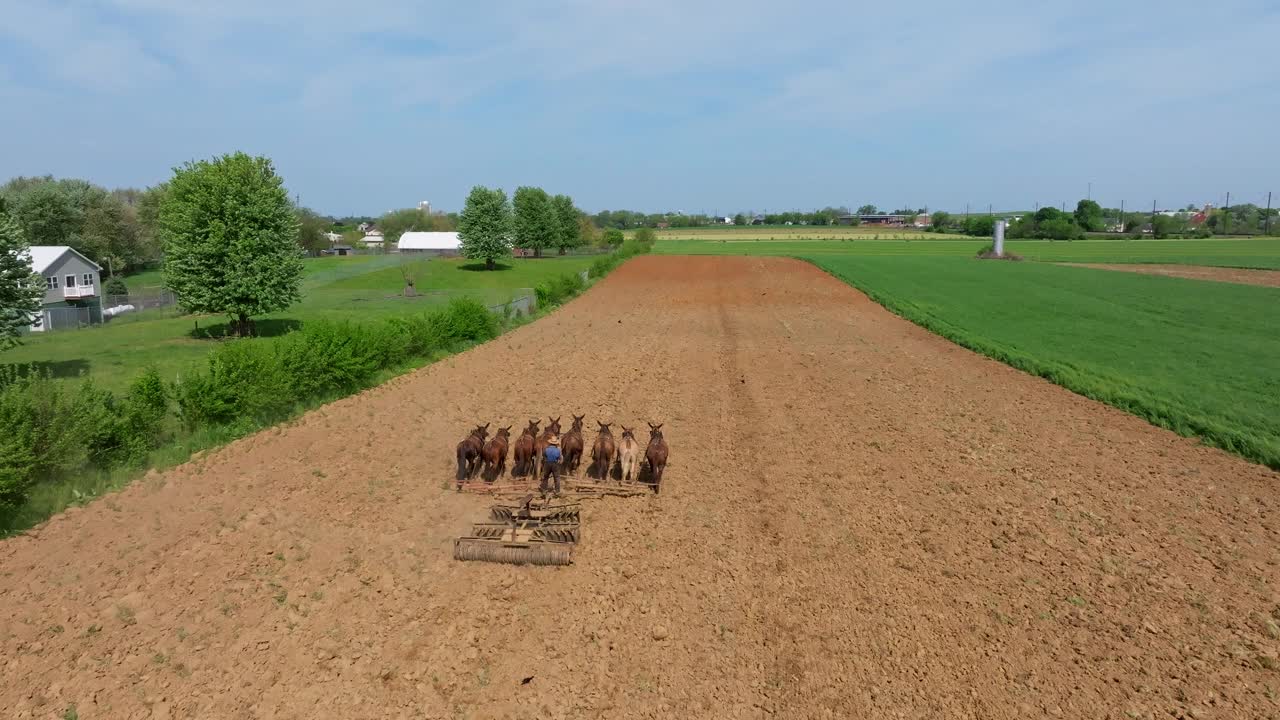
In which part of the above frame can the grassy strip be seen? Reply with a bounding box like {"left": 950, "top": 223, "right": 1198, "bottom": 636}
{"left": 1, "top": 244, "right": 650, "bottom": 535}
{"left": 800, "top": 255, "right": 1280, "bottom": 471}
{"left": 655, "top": 237, "right": 1280, "bottom": 269}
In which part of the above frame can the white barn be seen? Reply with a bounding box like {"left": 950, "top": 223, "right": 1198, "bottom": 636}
{"left": 397, "top": 232, "right": 461, "bottom": 255}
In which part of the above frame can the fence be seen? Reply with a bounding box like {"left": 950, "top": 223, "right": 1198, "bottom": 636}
{"left": 33, "top": 305, "right": 103, "bottom": 332}
{"left": 104, "top": 291, "right": 178, "bottom": 312}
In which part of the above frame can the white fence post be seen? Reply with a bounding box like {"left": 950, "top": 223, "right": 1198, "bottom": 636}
{"left": 994, "top": 220, "right": 1007, "bottom": 257}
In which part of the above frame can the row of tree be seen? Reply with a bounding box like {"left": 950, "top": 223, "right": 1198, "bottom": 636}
{"left": 931, "top": 199, "right": 1279, "bottom": 240}
{"left": 457, "top": 186, "right": 594, "bottom": 269}
{"left": 590, "top": 205, "right": 933, "bottom": 229}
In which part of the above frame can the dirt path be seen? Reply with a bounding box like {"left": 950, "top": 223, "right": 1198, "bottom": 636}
{"left": 3, "top": 256, "right": 1279, "bottom": 719}
{"left": 1058, "top": 262, "right": 1280, "bottom": 288}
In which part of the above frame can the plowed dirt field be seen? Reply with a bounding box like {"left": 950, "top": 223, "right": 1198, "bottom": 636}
{"left": 3, "top": 256, "right": 1279, "bottom": 720}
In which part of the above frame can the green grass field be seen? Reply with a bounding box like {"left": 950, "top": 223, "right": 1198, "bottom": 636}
{"left": 656, "top": 237, "right": 1280, "bottom": 268}
{"left": 657, "top": 237, "right": 1280, "bottom": 469}
{"left": 4, "top": 254, "right": 595, "bottom": 393}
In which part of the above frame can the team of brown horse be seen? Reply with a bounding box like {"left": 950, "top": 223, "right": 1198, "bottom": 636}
{"left": 455, "top": 417, "right": 669, "bottom": 493}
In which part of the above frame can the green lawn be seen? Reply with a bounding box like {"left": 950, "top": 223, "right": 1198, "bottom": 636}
{"left": 4, "top": 254, "right": 595, "bottom": 392}
{"left": 656, "top": 237, "right": 1280, "bottom": 268}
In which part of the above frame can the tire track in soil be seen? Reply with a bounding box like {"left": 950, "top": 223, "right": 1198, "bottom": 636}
{"left": 3, "top": 255, "right": 1280, "bottom": 720}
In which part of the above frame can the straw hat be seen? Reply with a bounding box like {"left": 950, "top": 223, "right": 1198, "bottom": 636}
{"left": 547, "top": 434, "right": 560, "bottom": 445}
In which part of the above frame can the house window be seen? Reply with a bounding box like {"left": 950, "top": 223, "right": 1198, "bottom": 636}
{"left": 46, "top": 276, "right": 59, "bottom": 289}
{"left": 82, "top": 273, "right": 94, "bottom": 287}
{"left": 65, "top": 274, "right": 77, "bottom": 288}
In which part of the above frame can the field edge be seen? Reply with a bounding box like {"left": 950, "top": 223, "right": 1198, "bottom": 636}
{"left": 798, "top": 256, "right": 1280, "bottom": 472}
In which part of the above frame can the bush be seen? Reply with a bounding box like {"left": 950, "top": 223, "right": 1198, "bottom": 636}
{"left": 123, "top": 368, "right": 167, "bottom": 462}
{"left": 0, "top": 370, "right": 83, "bottom": 513}
{"left": 602, "top": 229, "right": 624, "bottom": 246}
{"left": 105, "top": 276, "right": 129, "bottom": 296}
{"left": 278, "top": 320, "right": 398, "bottom": 399}
{"left": 175, "top": 340, "right": 290, "bottom": 428}
{"left": 634, "top": 227, "right": 656, "bottom": 245}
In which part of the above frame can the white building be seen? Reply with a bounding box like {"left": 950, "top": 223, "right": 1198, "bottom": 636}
{"left": 397, "top": 231, "right": 461, "bottom": 254}
{"left": 361, "top": 230, "right": 385, "bottom": 247}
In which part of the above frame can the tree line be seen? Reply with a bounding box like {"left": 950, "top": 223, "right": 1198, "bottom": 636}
{"left": 457, "top": 186, "right": 598, "bottom": 270}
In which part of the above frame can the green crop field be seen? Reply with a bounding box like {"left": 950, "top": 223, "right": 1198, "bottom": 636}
{"left": 657, "top": 237, "right": 1280, "bottom": 469}
{"left": 3, "top": 254, "right": 595, "bottom": 393}
{"left": 656, "top": 237, "right": 1280, "bottom": 268}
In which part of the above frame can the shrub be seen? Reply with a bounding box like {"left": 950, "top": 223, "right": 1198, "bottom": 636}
{"left": 278, "top": 321, "right": 394, "bottom": 398}
{"left": 0, "top": 370, "right": 82, "bottom": 513}
{"left": 175, "top": 340, "right": 289, "bottom": 428}
{"left": 123, "top": 368, "right": 167, "bottom": 462}
{"left": 105, "top": 276, "right": 129, "bottom": 296}
{"left": 72, "top": 379, "right": 129, "bottom": 468}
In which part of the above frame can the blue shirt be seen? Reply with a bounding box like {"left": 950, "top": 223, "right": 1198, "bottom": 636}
{"left": 544, "top": 446, "right": 562, "bottom": 463}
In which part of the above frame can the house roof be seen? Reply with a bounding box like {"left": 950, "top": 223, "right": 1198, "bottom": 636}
{"left": 398, "top": 232, "right": 461, "bottom": 251}
{"left": 28, "top": 246, "right": 102, "bottom": 273}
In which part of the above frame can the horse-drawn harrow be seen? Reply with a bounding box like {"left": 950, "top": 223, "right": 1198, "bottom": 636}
{"left": 453, "top": 496, "right": 581, "bottom": 566}
{"left": 451, "top": 416, "right": 669, "bottom": 567}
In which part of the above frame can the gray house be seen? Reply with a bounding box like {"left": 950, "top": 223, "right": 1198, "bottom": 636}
{"left": 27, "top": 246, "right": 103, "bottom": 332}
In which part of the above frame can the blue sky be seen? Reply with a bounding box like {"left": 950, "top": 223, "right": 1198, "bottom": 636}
{"left": 1, "top": 0, "right": 1278, "bottom": 216}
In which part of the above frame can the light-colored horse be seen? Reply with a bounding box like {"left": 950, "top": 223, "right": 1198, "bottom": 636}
{"left": 617, "top": 426, "right": 641, "bottom": 483}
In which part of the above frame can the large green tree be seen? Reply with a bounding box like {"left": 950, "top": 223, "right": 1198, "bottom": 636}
{"left": 513, "top": 186, "right": 556, "bottom": 257}
{"left": 457, "top": 186, "right": 513, "bottom": 270}
{"left": 550, "top": 194, "right": 582, "bottom": 255}
{"left": 0, "top": 206, "right": 44, "bottom": 351}
{"left": 159, "top": 152, "right": 303, "bottom": 337}
{"left": 1074, "top": 199, "right": 1105, "bottom": 232}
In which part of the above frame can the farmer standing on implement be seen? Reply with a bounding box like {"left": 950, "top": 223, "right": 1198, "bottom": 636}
{"left": 541, "top": 433, "right": 563, "bottom": 497}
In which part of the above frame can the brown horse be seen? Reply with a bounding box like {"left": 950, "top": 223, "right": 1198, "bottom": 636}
{"left": 455, "top": 423, "right": 490, "bottom": 487}
{"left": 617, "top": 426, "right": 641, "bottom": 483}
{"left": 562, "top": 414, "right": 586, "bottom": 477}
{"left": 481, "top": 425, "right": 512, "bottom": 481}
{"left": 645, "top": 422, "right": 669, "bottom": 494}
{"left": 513, "top": 419, "right": 539, "bottom": 477}
{"left": 590, "top": 422, "right": 617, "bottom": 481}
{"left": 534, "top": 416, "right": 561, "bottom": 477}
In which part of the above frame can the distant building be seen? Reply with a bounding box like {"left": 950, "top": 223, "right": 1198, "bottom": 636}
{"left": 750, "top": 214, "right": 765, "bottom": 225}
{"left": 838, "top": 214, "right": 908, "bottom": 226}
{"left": 323, "top": 231, "right": 342, "bottom": 244}
{"left": 417, "top": 200, "right": 431, "bottom": 213}
{"left": 913, "top": 215, "right": 933, "bottom": 228}
{"left": 397, "top": 231, "right": 460, "bottom": 255}
{"left": 361, "top": 230, "right": 385, "bottom": 247}
{"left": 357, "top": 222, "right": 373, "bottom": 233}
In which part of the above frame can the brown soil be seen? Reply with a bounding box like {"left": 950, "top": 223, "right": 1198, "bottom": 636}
{"left": 4, "top": 256, "right": 1279, "bottom": 720}
{"left": 1059, "top": 262, "right": 1280, "bottom": 288}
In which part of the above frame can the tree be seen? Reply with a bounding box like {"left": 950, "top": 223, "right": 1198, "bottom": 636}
{"left": 1151, "top": 215, "right": 1180, "bottom": 239}
{"left": 296, "top": 207, "right": 330, "bottom": 256}
{"left": 602, "top": 229, "right": 624, "bottom": 246}
{"left": 0, "top": 206, "right": 44, "bottom": 351}
{"left": 377, "top": 207, "right": 435, "bottom": 243}
{"left": 930, "top": 211, "right": 952, "bottom": 232}
{"left": 578, "top": 216, "right": 601, "bottom": 248}
{"left": 634, "top": 227, "right": 656, "bottom": 245}
{"left": 732, "top": 213, "right": 746, "bottom": 226}
{"left": 1074, "top": 199, "right": 1105, "bottom": 232}
{"left": 962, "top": 215, "right": 996, "bottom": 237}
{"left": 457, "top": 185, "right": 513, "bottom": 270}
{"left": 856, "top": 204, "right": 879, "bottom": 215}
{"left": 513, "top": 186, "right": 556, "bottom": 257}
{"left": 550, "top": 194, "right": 582, "bottom": 255}
{"left": 159, "top": 152, "right": 303, "bottom": 337}
{"left": 2, "top": 176, "right": 151, "bottom": 272}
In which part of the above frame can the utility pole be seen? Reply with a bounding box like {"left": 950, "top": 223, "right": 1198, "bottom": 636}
{"left": 1225, "top": 191, "right": 1231, "bottom": 235}
{"left": 987, "top": 203, "right": 993, "bottom": 216}
{"left": 1266, "top": 192, "right": 1273, "bottom": 235}
{"left": 1088, "top": 182, "right": 1092, "bottom": 201}
{"left": 1152, "top": 200, "right": 1157, "bottom": 233}
{"left": 965, "top": 203, "right": 970, "bottom": 220}
{"left": 1120, "top": 200, "right": 1125, "bottom": 231}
